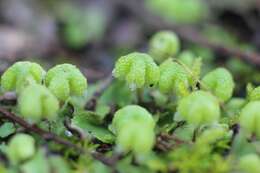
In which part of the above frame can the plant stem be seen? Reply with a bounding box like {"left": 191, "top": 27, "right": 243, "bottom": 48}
{"left": 137, "top": 88, "right": 144, "bottom": 104}
{"left": 192, "top": 127, "right": 200, "bottom": 142}
{"left": 0, "top": 107, "right": 117, "bottom": 167}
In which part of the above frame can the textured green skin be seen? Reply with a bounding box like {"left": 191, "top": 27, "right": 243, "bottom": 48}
{"left": 18, "top": 84, "right": 59, "bottom": 122}
{"left": 177, "top": 91, "right": 220, "bottom": 125}
{"left": 239, "top": 101, "right": 260, "bottom": 137}
{"left": 249, "top": 86, "right": 260, "bottom": 101}
{"left": 202, "top": 68, "right": 234, "bottom": 102}
{"left": 8, "top": 134, "right": 35, "bottom": 164}
{"left": 113, "top": 52, "right": 160, "bottom": 89}
{"left": 149, "top": 31, "right": 180, "bottom": 63}
{"left": 239, "top": 154, "right": 260, "bottom": 173}
{"left": 111, "top": 105, "right": 155, "bottom": 155}
{"left": 0, "top": 61, "right": 45, "bottom": 92}
{"left": 158, "top": 59, "right": 189, "bottom": 96}
{"left": 45, "top": 64, "right": 87, "bottom": 101}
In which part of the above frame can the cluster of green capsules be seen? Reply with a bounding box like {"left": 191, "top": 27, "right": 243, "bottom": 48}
{"left": 2, "top": 30, "right": 260, "bottom": 172}
{"left": 113, "top": 30, "right": 260, "bottom": 172}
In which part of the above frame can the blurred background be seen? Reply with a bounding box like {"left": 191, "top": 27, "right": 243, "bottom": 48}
{"left": 0, "top": 0, "right": 260, "bottom": 90}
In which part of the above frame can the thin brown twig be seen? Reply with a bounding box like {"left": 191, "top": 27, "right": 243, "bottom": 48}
{"left": 0, "top": 107, "right": 117, "bottom": 167}
{"left": 115, "top": 0, "right": 260, "bottom": 66}
{"left": 0, "top": 107, "right": 83, "bottom": 151}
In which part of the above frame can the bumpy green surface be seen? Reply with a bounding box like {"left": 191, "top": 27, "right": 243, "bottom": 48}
{"left": 177, "top": 91, "right": 220, "bottom": 125}
{"left": 111, "top": 105, "right": 155, "bottom": 155}
{"left": 113, "top": 52, "right": 160, "bottom": 90}
{"left": 158, "top": 58, "right": 189, "bottom": 96}
{"left": 1, "top": 27, "right": 260, "bottom": 172}
{"left": 18, "top": 84, "right": 59, "bottom": 122}
{"left": 239, "top": 154, "right": 260, "bottom": 173}
{"left": 0, "top": 61, "right": 45, "bottom": 92}
{"left": 149, "top": 31, "right": 180, "bottom": 63}
{"left": 7, "top": 134, "right": 35, "bottom": 164}
{"left": 45, "top": 64, "right": 87, "bottom": 101}
{"left": 202, "top": 68, "right": 235, "bottom": 102}
{"left": 239, "top": 101, "right": 260, "bottom": 137}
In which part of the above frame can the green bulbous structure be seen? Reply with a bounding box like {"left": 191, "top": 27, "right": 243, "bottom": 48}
{"left": 7, "top": 134, "right": 35, "bottom": 164}
{"left": 0, "top": 61, "right": 45, "bottom": 92}
{"left": 18, "top": 84, "right": 59, "bottom": 122}
{"left": 239, "top": 154, "right": 260, "bottom": 173}
{"left": 113, "top": 52, "right": 160, "bottom": 90}
{"left": 177, "top": 91, "right": 220, "bottom": 126}
{"left": 239, "top": 101, "right": 260, "bottom": 137}
{"left": 45, "top": 64, "right": 87, "bottom": 101}
{"left": 158, "top": 58, "right": 189, "bottom": 96}
{"left": 202, "top": 68, "right": 235, "bottom": 102}
{"left": 111, "top": 105, "right": 155, "bottom": 155}
{"left": 149, "top": 31, "right": 180, "bottom": 63}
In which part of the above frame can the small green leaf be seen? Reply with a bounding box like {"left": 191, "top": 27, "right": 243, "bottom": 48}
{"left": 0, "top": 122, "right": 15, "bottom": 138}
{"left": 99, "top": 80, "right": 136, "bottom": 107}
{"left": 74, "top": 110, "right": 104, "bottom": 125}
{"left": 72, "top": 113, "right": 115, "bottom": 143}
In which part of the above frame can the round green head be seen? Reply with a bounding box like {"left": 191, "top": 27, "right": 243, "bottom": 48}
{"left": 45, "top": 64, "right": 87, "bottom": 101}
{"left": 112, "top": 105, "right": 155, "bottom": 155}
{"left": 18, "top": 84, "right": 59, "bottom": 122}
{"left": 239, "top": 101, "right": 260, "bottom": 138}
{"left": 1, "top": 61, "right": 45, "bottom": 93}
{"left": 177, "top": 91, "right": 220, "bottom": 126}
{"left": 202, "top": 68, "right": 235, "bottom": 102}
{"left": 239, "top": 154, "right": 260, "bottom": 173}
{"left": 158, "top": 58, "right": 189, "bottom": 96}
{"left": 7, "top": 133, "right": 35, "bottom": 164}
{"left": 149, "top": 31, "right": 180, "bottom": 63}
{"left": 113, "top": 52, "right": 160, "bottom": 90}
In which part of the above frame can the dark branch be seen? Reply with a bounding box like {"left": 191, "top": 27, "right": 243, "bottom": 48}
{"left": 0, "top": 107, "right": 116, "bottom": 167}
{"left": 0, "top": 107, "right": 84, "bottom": 151}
